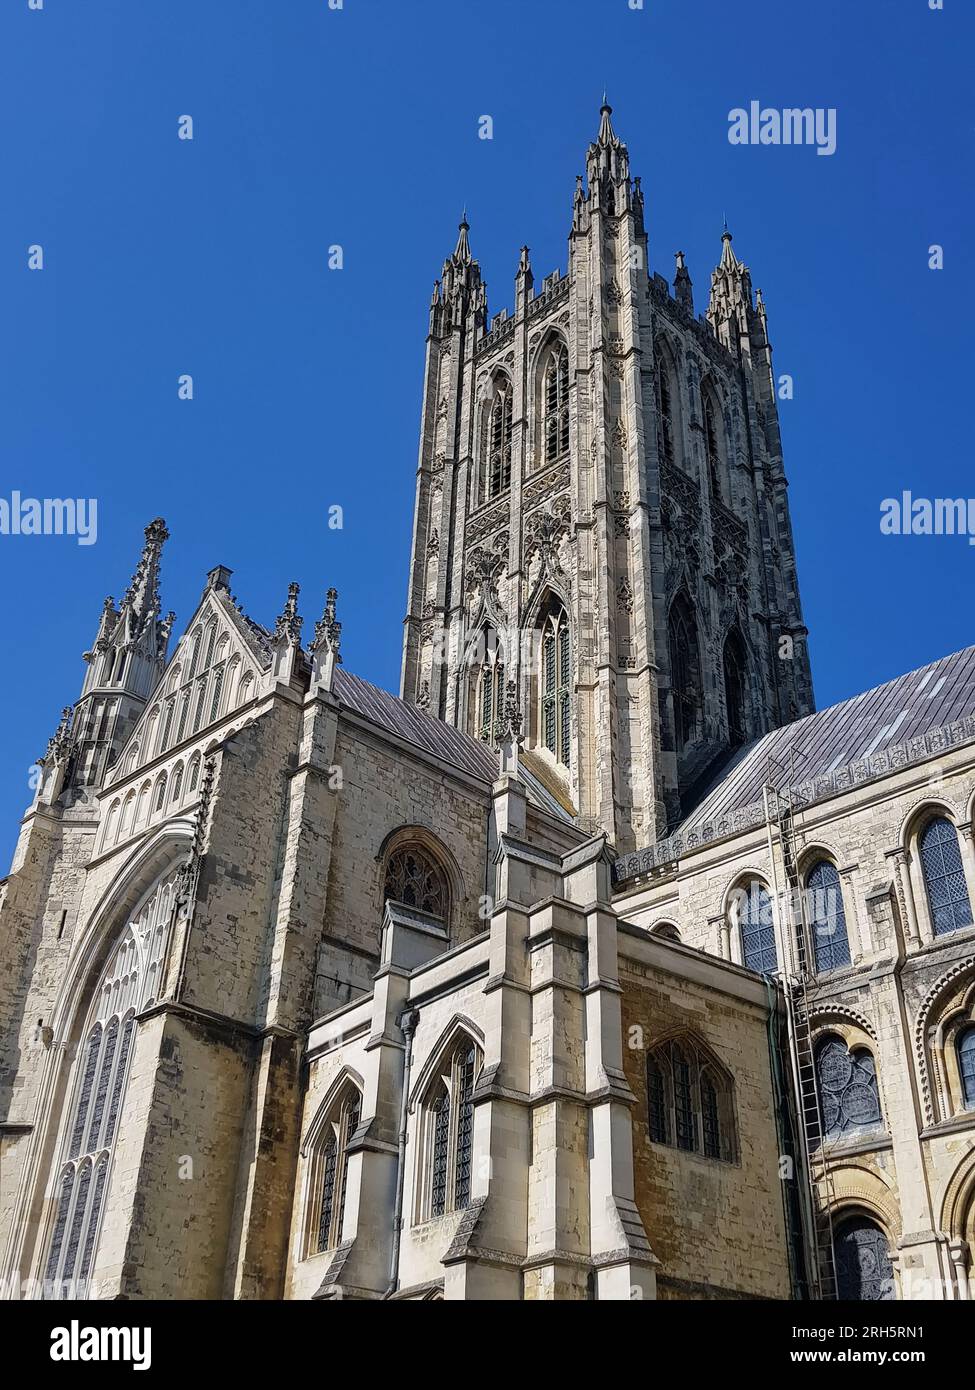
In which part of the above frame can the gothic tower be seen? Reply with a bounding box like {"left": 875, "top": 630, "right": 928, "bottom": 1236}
{"left": 401, "top": 103, "right": 813, "bottom": 852}
{"left": 36, "top": 519, "right": 175, "bottom": 808}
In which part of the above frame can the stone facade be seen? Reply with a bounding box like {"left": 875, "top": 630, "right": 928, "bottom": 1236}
{"left": 401, "top": 104, "right": 812, "bottom": 853}
{"left": 0, "top": 103, "right": 971, "bottom": 1304}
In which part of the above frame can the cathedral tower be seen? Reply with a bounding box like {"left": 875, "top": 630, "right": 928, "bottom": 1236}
{"left": 402, "top": 102, "right": 813, "bottom": 852}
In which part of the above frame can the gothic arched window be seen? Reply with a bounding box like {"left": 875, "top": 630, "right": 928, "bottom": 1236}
{"left": 468, "top": 628, "right": 504, "bottom": 747}
{"left": 958, "top": 1027, "right": 975, "bottom": 1109}
{"left": 723, "top": 630, "right": 748, "bottom": 746}
{"left": 310, "top": 1086, "right": 361, "bottom": 1254}
{"left": 42, "top": 867, "right": 181, "bottom": 1297}
{"left": 815, "top": 1036, "right": 883, "bottom": 1143}
{"left": 734, "top": 880, "right": 777, "bottom": 974}
{"left": 668, "top": 594, "right": 700, "bottom": 754}
{"left": 918, "top": 817, "right": 974, "bottom": 936}
{"left": 539, "top": 602, "right": 571, "bottom": 767}
{"left": 703, "top": 390, "right": 724, "bottom": 502}
{"left": 485, "top": 377, "right": 512, "bottom": 500}
{"left": 421, "top": 1038, "right": 482, "bottom": 1221}
{"left": 644, "top": 1038, "right": 735, "bottom": 1162}
{"left": 806, "top": 860, "right": 852, "bottom": 974}
{"left": 835, "top": 1216, "right": 895, "bottom": 1302}
{"left": 655, "top": 351, "right": 678, "bottom": 467}
{"left": 383, "top": 843, "right": 449, "bottom": 920}
{"left": 543, "top": 343, "right": 570, "bottom": 465}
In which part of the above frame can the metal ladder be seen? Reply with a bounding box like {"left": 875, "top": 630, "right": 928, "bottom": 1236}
{"left": 764, "top": 753, "right": 839, "bottom": 1300}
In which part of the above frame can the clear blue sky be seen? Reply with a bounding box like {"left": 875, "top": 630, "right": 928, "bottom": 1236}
{"left": 1, "top": 0, "right": 972, "bottom": 868}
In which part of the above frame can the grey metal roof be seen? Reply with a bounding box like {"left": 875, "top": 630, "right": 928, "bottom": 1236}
{"left": 332, "top": 668, "right": 573, "bottom": 823}
{"left": 614, "top": 644, "right": 975, "bottom": 885}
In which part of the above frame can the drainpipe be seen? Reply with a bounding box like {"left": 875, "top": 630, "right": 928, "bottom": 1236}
{"left": 384, "top": 1008, "right": 419, "bottom": 1299}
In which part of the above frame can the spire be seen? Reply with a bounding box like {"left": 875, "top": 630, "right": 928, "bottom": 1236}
{"left": 597, "top": 96, "right": 617, "bottom": 147}
{"left": 453, "top": 213, "right": 471, "bottom": 265}
{"left": 707, "top": 225, "right": 755, "bottom": 359}
{"left": 121, "top": 517, "right": 168, "bottom": 637}
{"left": 718, "top": 226, "right": 740, "bottom": 271}
{"left": 585, "top": 98, "right": 631, "bottom": 210}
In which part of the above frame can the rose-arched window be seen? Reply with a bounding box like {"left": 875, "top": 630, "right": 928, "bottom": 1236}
{"left": 814, "top": 1035, "right": 883, "bottom": 1143}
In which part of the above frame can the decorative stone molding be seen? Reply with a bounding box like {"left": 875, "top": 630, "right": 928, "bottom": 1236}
{"left": 913, "top": 959, "right": 975, "bottom": 1126}
{"left": 614, "top": 717, "right": 975, "bottom": 885}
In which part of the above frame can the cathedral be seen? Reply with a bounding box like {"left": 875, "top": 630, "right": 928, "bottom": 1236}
{"left": 1, "top": 104, "right": 973, "bottom": 1303}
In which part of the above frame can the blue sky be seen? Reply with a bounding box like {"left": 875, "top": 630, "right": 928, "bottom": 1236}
{"left": 1, "top": 0, "right": 972, "bottom": 867}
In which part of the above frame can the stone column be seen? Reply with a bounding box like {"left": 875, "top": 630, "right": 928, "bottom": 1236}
{"left": 955, "top": 822, "right": 975, "bottom": 920}
{"left": 949, "top": 1239, "right": 970, "bottom": 1300}
{"left": 887, "top": 848, "right": 921, "bottom": 945}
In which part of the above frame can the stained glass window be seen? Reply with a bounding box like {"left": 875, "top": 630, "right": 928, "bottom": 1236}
{"left": 423, "top": 1038, "right": 482, "bottom": 1221}
{"left": 704, "top": 394, "right": 722, "bottom": 501}
{"left": 958, "top": 1027, "right": 975, "bottom": 1109}
{"left": 918, "top": 818, "right": 974, "bottom": 936}
{"left": 430, "top": 1089, "right": 451, "bottom": 1218}
{"left": 647, "top": 1056, "right": 668, "bottom": 1143}
{"left": 738, "top": 880, "right": 777, "bottom": 974}
{"left": 807, "top": 861, "right": 851, "bottom": 973}
{"left": 816, "top": 1037, "right": 883, "bottom": 1142}
{"left": 645, "top": 1040, "right": 733, "bottom": 1163}
{"left": 487, "top": 380, "right": 512, "bottom": 499}
{"left": 540, "top": 605, "right": 571, "bottom": 767}
{"left": 544, "top": 344, "right": 570, "bottom": 464}
{"left": 701, "top": 1073, "right": 721, "bottom": 1159}
{"left": 316, "top": 1136, "right": 338, "bottom": 1253}
{"left": 835, "top": 1217, "right": 895, "bottom": 1301}
{"left": 668, "top": 597, "right": 699, "bottom": 754}
{"left": 42, "top": 868, "right": 182, "bottom": 1297}
{"left": 724, "top": 631, "right": 748, "bottom": 746}
{"left": 454, "top": 1046, "right": 476, "bottom": 1211}
{"left": 657, "top": 365, "right": 675, "bottom": 466}
{"left": 384, "top": 845, "right": 448, "bottom": 919}
{"left": 673, "top": 1047, "right": 695, "bottom": 1151}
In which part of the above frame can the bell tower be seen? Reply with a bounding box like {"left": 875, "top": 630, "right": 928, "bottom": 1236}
{"left": 402, "top": 103, "right": 813, "bottom": 852}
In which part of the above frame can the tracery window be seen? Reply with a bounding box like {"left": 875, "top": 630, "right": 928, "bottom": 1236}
{"left": 723, "top": 630, "right": 748, "bottom": 746}
{"left": 543, "top": 343, "right": 570, "bottom": 464}
{"left": 42, "top": 868, "right": 181, "bottom": 1297}
{"left": 310, "top": 1086, "right": 361, "bottom": 1255}
{"left": 668, "top": 594, "right": 700, "bottom": 754}
{"left": 918, "top": 817, "right": 974, "bottom": 936}
{"left": 540, "top": 603, "right": 571, "bottom": 767}
{"left": 486, "top": 378, "right": 512, "bottom": 500}
{"left": 734, "top": 879, "right": 777, "bottom": 974}
{"left": 806, "top": 860, "right": 852, "bottom": 974}
{"left": 656, "top": 357, "right": 676, "bottom": 466}
{"left": 469, "top": 629, "right": 505, "bottom": 746}
{"left": 958, "top": 1027, "right": 975, "bottom": 1109}
{"left": 704, "top": 391, "right": 723, "bottom": 501}
{"left": 644, "top": 1038, "right": 735, "bottom": 1162}
{"left": 814, "top": 1035, "right": 883, "bottom": 1143}
{"left": 383, "top": 844, "right": 449, "bottom": 920}
{"left": 421, "top": 1039, "right": 482, "bottom": 1221}
{"left": 835, "top": 1217, "right": 895, "bottom": 1301}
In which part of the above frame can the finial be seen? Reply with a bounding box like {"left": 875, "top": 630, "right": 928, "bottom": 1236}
{"left": 274, "top": 581, "right": 303, "bottom": 646}
{"left": 453, "top": 214, "right": 471, "bottom": 264}
{"left": 311, "top": 587, "right": 342, "bottom": 660}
